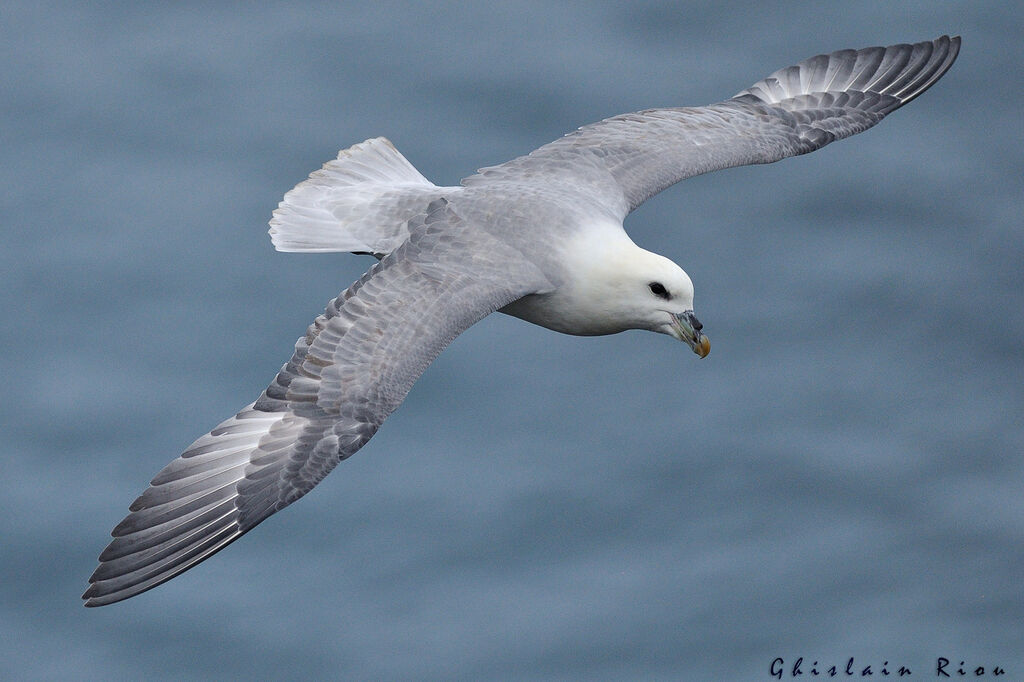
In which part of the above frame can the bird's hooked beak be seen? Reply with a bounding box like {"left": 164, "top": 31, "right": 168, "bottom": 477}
{"left": 670, "top": 310, "right": 711, "bottom": 358}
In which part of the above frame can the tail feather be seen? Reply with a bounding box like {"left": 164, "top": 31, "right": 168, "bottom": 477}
{"left": 268, "top": 137, "right": 452, "bottom": 255}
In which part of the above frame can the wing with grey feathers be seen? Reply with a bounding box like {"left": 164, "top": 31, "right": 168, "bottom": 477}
{"left": 84, "top": 200, "right": 550, "bottom": 606}
{"left": 465, "top": 36, "right": 959, "bottom": 216}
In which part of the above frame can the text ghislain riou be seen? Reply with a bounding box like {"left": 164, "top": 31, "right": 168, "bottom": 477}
{"left": 770, "top": 657, "right": 1006, "bottom": 678}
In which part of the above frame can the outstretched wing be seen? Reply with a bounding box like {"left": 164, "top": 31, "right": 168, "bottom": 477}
{"left": 465, "top": 36, "right": 960, "bottom": 217}
{"left": 84, "top": 200, "right": 550, "bottom": 606}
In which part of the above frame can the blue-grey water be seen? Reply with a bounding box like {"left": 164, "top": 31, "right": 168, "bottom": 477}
{"left": 3, "top": 2, "right": 1022, "bottom": 679}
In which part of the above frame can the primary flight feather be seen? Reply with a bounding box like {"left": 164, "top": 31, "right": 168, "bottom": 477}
{"left": 85, "top": 36, "right": 960, "bottom": 606}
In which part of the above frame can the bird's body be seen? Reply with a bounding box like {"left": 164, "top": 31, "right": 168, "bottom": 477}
{"left": 85, "top": 36, "right": 960, "bottom": 606}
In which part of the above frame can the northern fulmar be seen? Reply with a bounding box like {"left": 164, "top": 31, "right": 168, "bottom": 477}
{"left": 84, "top": 36, "right": 960, "bottom": 606}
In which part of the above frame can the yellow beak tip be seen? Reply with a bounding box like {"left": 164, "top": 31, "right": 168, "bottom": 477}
{"left": 697, "top": 335, "right": 711, "bottom": 358}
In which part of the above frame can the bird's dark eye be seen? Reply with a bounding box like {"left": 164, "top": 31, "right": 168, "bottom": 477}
{"left": 648, "top": 282, "right": 670, "bottom": 299}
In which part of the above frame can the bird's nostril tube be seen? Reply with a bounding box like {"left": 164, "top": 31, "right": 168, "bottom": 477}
{"left": 686, "top": 311, "right": 703, "bottom": 332}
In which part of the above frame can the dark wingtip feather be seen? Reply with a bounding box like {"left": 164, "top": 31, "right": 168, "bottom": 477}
{"left": 735, "top": 35, "right": 961, "bottom": 109}
{"left": 894, "top": 35, "right": 960, "bottom": 107}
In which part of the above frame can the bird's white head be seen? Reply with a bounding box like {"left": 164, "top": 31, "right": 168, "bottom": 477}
{"left": 556, "top": 229, "right": 711, "bottom": 358}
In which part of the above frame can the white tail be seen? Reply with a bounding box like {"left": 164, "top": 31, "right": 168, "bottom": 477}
{"left": 269, "top": 137, "right": 452, "bottom": 255}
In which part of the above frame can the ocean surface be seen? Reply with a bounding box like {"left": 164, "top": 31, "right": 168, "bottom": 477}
{"left": 3, "top": 2, "right": 1022, "bottom": 679}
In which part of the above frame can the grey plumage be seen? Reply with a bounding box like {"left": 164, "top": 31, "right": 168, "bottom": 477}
{"left": 467, "top": 35, "right": 960, "bottom": 214}
{"left": 85, "top": 201, "right": 550, "bottom": 605}
{"left": 84, "top": 37, "right": 959, "bottom": 606}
